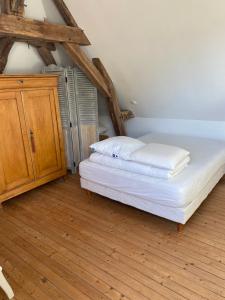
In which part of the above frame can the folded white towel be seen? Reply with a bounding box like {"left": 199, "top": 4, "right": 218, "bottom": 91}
{"left": 130, "top": 143, "right": 190, "bottom": 170}
{"left": 89, "top": 153, "right": 190, "bottom": 179}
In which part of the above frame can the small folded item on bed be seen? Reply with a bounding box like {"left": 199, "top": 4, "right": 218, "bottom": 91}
{"left": 130, "top": 143, "right": 190, "bottom": 170}
{"left": 89, "top": 153, "right": 190, "bottom": 179}
{"left": 90, "top": 136, "right": 145, "bottom": 160}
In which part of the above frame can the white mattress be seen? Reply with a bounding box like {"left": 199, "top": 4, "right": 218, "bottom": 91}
{"left": 89, "top": 153, "right": 190, "bottom": 179}
{"left": 79, "top": 133, "right": 225, "bottom": 210}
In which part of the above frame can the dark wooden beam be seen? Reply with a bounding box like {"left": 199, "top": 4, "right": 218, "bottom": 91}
{"left": 121, "top": 110, "right": 135, "bottom": 122}
{"left": 52, "top": 0, "right": 78, "bottom": 27}
{"left": 11, "top": 39, "right": 56, "bottom": 51}
{"left": 0, "top": 14, "right": 90, "bottom": 45}
{"left": 63, "top": 43, "right": 110, "bottom": 98}
{"left": 10, "top": 0, "right": 25, "bottom": 15}
{"left": 36, "top": 46, "right": 56, "bottom": 66}
{"left": 1, "top": 0, "right": 25, "bottom": 15}
{"left": 0, "top": 0, "right": 11, "bottom": 14}
{"left": 0, "top": 37, "right": 14, "bottom": 73}
{"left": 93, "top": 58, "right": 126, "bottom": 135}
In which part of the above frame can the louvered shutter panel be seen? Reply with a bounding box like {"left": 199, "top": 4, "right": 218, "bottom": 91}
{"left": 43, "top": 65, "right": 99, "bottom": 169}
{"left": 65, "top": 68, "right": 81, "bottom": 168}
{"left": 42, "top": 66, "right": 78, "bottom": 173}
{"left": 74, "top": 67, "right": 99, "bottom": 160}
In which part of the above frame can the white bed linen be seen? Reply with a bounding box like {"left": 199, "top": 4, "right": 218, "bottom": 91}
{"left": 80, "top": 133, "right": 225, "bottom": 209}
{"left": 89, "top": 153, "right": 190, "bottom": 179}
{"left": 130, "top": 143, "right": 190, "bottom": 170}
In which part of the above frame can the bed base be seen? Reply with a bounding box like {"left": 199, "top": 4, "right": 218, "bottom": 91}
{"left": 84, "top": 188, "right": 185, "bottom": 233}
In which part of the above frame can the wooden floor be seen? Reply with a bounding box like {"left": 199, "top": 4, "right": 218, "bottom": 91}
{"left": 1, "top": 176, "right": 225, "bottom": 300}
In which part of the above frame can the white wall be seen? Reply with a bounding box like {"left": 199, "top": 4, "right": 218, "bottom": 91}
{"left": 126, "top": 118, "right": 225, "bottom": 141}
{"left": 4, "top": 0, "right": 225, "bottom": 139}
{"left": 65, "top": 0, "right": 225, "bottom": 139}
{"left": 4, "top": 0, "right": 72, "bottom": 74}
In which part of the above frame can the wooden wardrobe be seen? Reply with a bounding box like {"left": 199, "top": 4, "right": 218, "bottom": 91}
{"left": 0, "top": 75, "right": 66, "bottom": 204}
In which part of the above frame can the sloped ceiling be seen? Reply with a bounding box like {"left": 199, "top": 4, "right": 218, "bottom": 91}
{"left": 63, "top": 0, "right": 225, "bottom": 121}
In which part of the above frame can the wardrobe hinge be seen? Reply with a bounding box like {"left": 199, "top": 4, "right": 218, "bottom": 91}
{"left": 70, "top": 122, "right": 72, "bottom": 128}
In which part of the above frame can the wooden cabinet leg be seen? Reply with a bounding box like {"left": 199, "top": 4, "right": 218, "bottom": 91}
{"left": 0, "top": 267, "right": 14, "bottom": 299}
{"left": 177, "top": 223, "right": 184, "bottom": 233}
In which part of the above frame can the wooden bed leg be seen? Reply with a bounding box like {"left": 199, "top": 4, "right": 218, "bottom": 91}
{"left": 177, "top": 223, "right": 184, "bottom": 233}
{"left": 86, "top": 190, "right": 92, "bottom": 199}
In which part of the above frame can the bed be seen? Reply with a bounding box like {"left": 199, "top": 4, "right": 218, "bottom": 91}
{"left": 79, "top": 132, "right": 225, "bottom": 228}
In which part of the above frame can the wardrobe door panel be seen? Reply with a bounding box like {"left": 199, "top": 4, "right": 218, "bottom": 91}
{"left": 0, "top": 92, "right": 34, "bottom": 193}
{"left": 22, "top": 89, "right": 63, "bottom": 179}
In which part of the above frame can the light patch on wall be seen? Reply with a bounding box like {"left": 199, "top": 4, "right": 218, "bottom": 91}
{"left": 5, "top": 42, "right": 45, "bottom": 74}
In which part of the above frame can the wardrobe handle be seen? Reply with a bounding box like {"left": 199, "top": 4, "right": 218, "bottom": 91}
{"left": 30, "top": 130, "right": 36, "bottom": 153}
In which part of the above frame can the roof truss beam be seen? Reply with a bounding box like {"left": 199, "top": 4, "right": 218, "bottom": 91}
{"left": 52, "top": 0, "right": 78, "bottom": 27}
{"left": 63, "top": 43, "right": 110, "bottom": 98}
{"left": 0, "top": 14, "right": 90, "bottom": 45}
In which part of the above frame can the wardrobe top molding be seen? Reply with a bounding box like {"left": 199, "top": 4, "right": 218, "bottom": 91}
{"left": 0, "top": 74, "right": 58, "bottom": 78}
{"left": 0, "top": 74, "right": 59, "bottom": 90}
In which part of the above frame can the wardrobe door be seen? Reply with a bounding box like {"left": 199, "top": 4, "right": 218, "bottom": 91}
{"left": 22, "top": 89, "right": 64, "bottom": 179}
{"left": 0, "top": 91, "right": 34, "bottom": 193}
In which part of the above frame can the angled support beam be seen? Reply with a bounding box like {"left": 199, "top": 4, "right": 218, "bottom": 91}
{"left": 0, "top": 37, "right": 14, "bottom": 73}
{"left": 63, "top": 43, "right": 110, "bottom": 98}
{"left": 52, "top": 0, "right": 78, "bottom": 27}
{"left": 53, "top": 0, "right": 110, "bottom": 97}
{"left": 93, "top": 58, "right": 125, "bottom": 135}
{"left": 0, "top": 14, "right": 90, "bottom": 45}
{"left": 36, "top": 46, "right": 56, "bottom": 66}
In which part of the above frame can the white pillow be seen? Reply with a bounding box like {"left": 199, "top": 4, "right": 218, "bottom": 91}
{"left": 90, "top": 136, "right": 145, "bottom": 160}
{"left": 130, "top": 143, "right": 190, "bottom": 170}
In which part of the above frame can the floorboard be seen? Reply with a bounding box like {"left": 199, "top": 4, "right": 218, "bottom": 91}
{"left": 0, "top": 175, "right": 225, "bottom": 299}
